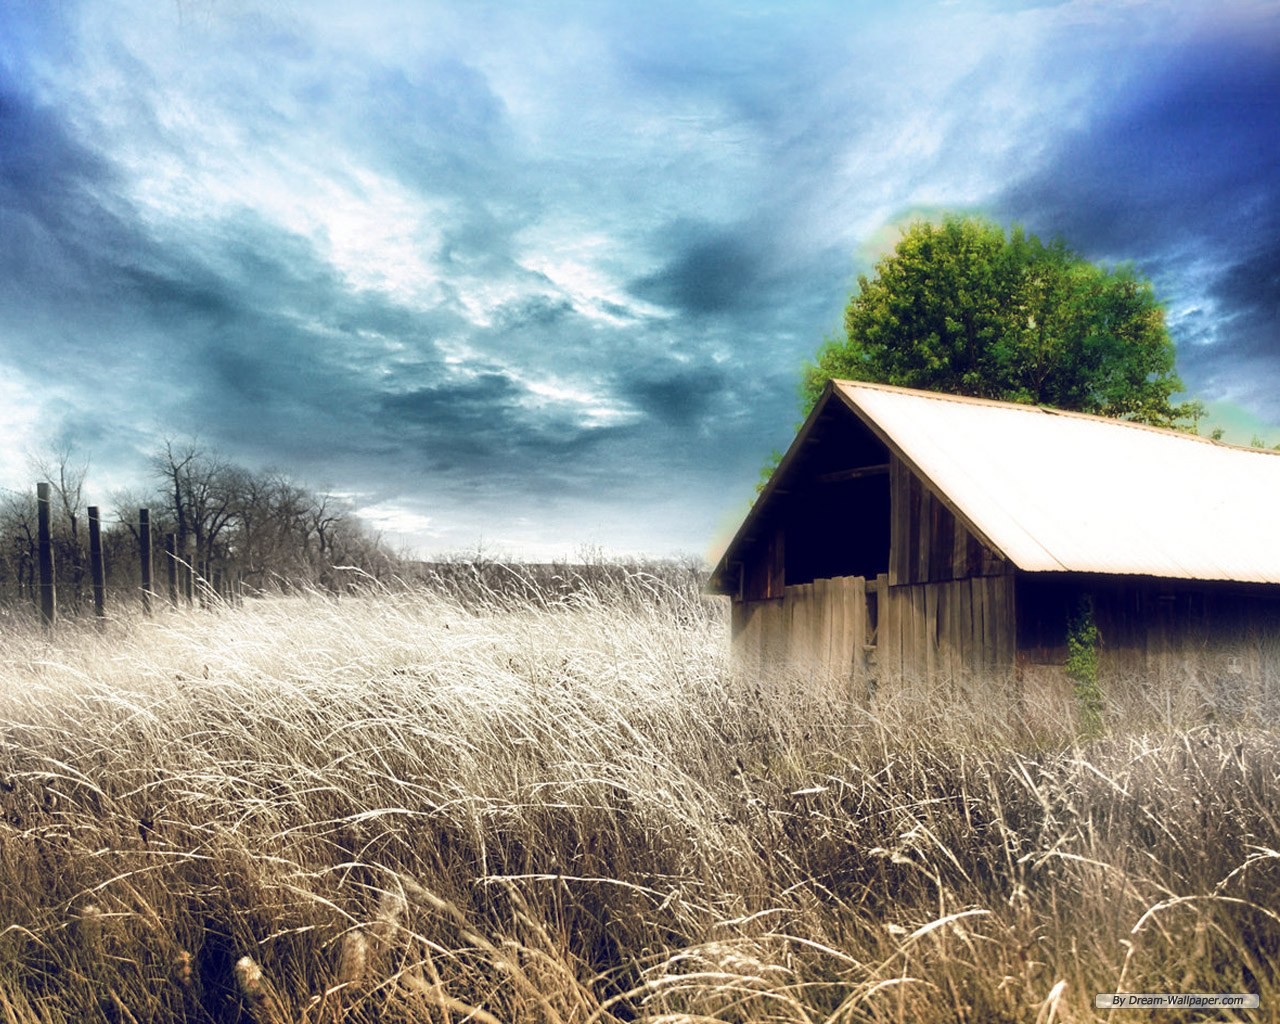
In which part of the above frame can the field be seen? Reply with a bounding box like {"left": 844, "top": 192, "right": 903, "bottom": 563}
{"left": 0, "top": 572, "right": 1276, "bottom": 1023}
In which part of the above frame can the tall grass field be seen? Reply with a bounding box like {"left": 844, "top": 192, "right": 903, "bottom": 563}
{"left": 0, "top": 573, "right": 1275, "bottom": 1022}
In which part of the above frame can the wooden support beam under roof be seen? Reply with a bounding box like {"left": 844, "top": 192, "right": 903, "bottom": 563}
{"left": 814, "top": 463, "right": 890, "bottom": 484}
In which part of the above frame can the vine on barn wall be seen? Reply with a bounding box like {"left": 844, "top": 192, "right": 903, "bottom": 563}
{"left": 1067, "top": 594, "right": 1103, "bottom": 736}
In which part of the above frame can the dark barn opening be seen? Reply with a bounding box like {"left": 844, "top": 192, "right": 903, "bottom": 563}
{"left": 777, "top": 400, "right": 891, "bottom": 586}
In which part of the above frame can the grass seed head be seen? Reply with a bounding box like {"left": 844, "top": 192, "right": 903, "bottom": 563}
{"left": 373, "top": 888, "right": 407, "bottom": 941}
{"left": 75, "top": 903, "right": 102, "bottom": 952}
{"left": 235, "top": 955, "right": 267, "bottom": 1002}
{"left": 337, "top": 929, "right": 368, "bottom": 988}
{"left": 174, "top": 949, "right": 194, "bottom": 990}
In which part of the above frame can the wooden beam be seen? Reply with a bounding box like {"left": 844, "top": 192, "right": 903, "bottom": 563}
{"left": 88, "top": 506, "right": 106, "bottom": 625}
{"left": 37, "top": 483, "right": 55, "bottom": 628}
{"left": 814, "top": 463, "right": 890, "bottom": 484}
{"left": 139, "top": 508, "right": 153, "bottom": 616}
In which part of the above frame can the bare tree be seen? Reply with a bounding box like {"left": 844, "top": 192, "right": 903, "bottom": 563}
{"left": 27, "top": 445, "right": 91, "bottom": 607}
{"left": 150, "top": 439, "right": 242, "bottom": 583}
{"left": 0, "top": 490, "right": 39, "bottom": 603}
{"left": 28, "top": 444, "right": 89, "bottom": 539}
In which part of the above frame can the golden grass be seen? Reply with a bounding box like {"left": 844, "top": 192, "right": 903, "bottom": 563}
{"left": 0, "top": 574, "right": 1275, "bottom": 1022}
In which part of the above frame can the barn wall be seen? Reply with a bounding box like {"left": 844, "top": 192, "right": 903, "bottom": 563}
{"left": 731, "top": 574, "right": 870, "bottom": 692}
{"left": 1016, "top": 575, "right": 1280, "bottom": 720}
{"left": 741, "top": 521, "right": 785, "bottom": 601}
{"left": 730, "top": 572, "right": 1016, "bottom": 697}
{"left": 888, "top": 455, "right": 1008, "bottom": 585}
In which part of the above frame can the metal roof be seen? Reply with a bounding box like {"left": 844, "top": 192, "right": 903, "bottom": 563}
{"left": 714, "top": 380, "right": 1280, "bottom": 587}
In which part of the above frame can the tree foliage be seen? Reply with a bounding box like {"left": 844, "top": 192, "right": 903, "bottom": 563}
{"left": 804, "top": 216, "right": 1186, "bottom": 426}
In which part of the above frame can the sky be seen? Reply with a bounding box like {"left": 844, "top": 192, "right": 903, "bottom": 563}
{"left": 1, "top": 0, "right": 1277, "bottom": 561}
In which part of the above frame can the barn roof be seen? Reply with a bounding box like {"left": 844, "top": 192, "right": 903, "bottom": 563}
{"left": 712, "top": 380, "right": 1280, "bottom": 588}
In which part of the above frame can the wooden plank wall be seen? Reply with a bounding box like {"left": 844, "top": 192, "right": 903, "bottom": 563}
{"left": 889, "top": 456, "right": 1008, "bottom": 586}
{"left": 1017, "top": 582, "right": 1280, "bottom": 722}
{"left": 1125, "top": 601, "right": 1280, "bottom": 721}
{"left": 731, "top": 573, "right": 1015, "bottom": 696}
{"left": 742, "top": 522, "right": 785, "bottom": 600}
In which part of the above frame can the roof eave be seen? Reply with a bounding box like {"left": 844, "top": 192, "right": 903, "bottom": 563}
{"left": 829, "top": 380, "right": 1064, "bottom": 574}
{"left": 707, "top": 381, "right": 846, "bottom": 593}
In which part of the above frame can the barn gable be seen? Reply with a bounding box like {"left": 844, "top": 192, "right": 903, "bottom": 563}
{"left": 709, "top": 381, "right": 1014, "bottom": 601}
{"left": 713, "top": 380, "right": 1280, "bottom": 595}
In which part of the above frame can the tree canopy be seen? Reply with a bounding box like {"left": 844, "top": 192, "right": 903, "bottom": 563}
{"left": 803, "top": 216, "right": 1186, "bottom": 426}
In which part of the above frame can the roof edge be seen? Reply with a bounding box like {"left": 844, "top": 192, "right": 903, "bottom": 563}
{"left": 827, "top": 382, "right": 1052, "bottom": 572}
{"left": 707, "top": 381, "right": 847, "bottom": 593}
{"left": 831, "top": 379, "right": 1280, "bottom": 456}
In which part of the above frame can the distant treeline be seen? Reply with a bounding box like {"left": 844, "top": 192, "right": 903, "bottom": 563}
{"left": 0, "top": 441, "right": 398, "bottom": 612}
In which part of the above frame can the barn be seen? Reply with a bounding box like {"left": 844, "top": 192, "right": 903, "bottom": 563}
{"left": 708, "top": 380, "right": 1280, "bottom": 716}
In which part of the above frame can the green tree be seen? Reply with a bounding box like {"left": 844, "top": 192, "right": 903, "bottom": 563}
{"left": 804, "top": 215, "right": 1186, "bottom": 426}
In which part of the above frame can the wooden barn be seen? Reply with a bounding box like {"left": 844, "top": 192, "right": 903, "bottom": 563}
{"left": 709, "top": 380, "right": 1280, "bottom": 715}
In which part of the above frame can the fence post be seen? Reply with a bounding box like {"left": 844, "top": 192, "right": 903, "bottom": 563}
{"left": 164, "top": 533, "right": 178, "bottom": 607}
{"left": 88, "top": 505, "right": 106, "bottom": 625}
{"left": 139, "top": 509, "right": 153, "bottom": 615}
{"left": 36, "top": 482, "right": 55, "bottom": 628}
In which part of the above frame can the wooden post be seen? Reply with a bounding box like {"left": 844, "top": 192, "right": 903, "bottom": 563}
{"left": 88, "top": 506, "right": 106, "bottom": 624}
{"left": 36, "top": 482, "right": 55, "bottom": 628}
{"left": 183, "top": 544, "right": 194, "bottom": 605}
{"left": 139, "top": 509, "right": 153, "bottom": 615}
{"left": 164, "top": 533, "right": 178, "bottom": 607}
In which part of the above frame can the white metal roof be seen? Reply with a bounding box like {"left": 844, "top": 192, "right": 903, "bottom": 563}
{"left": 835, "top": 381, "right": 1280, "bottom": 584}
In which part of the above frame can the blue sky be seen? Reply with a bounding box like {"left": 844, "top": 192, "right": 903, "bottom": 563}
{"left": 1, "top": 0, "right": 1277, "bottom": 560}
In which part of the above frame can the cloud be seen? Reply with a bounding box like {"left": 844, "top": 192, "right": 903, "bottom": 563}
{"left": 629, "top": 223, "right": 765, "bottom": 316}
{"left": 614, "top": 356, "right": 729, "bottom": 428}
{"left": 996, "top": 17, "right": 1280, "bottom": 416}
{"left": 5, "top": 0, "right": 1278, "bottom": 557}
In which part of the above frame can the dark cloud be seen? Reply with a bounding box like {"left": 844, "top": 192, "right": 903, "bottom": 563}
{"left": 493, "top": 294, "right": 576, "bottom": 330}
{"left": 0, "top": 86, "right": 108, "bottom": 218}
{"left": 1210, "top": 235, "right": 1280, "bottom": 339}
{"left": 121, "top": 265, "right": 242, "bottom": 328}
{"left": 1180, "top": 230, "right": 1280, "bottom": 412}
{"left": 373, "top": 371, "right": 656, "bottom": 508}
{"left": 0, "top": 77, "right": 161, "bottom": 377}
{"left": 614, "top": 357, "right": 727, "bottom": 428}
{"left": 0, "top": 76, "right": 430, "bottom": 475}
{"left": 1001, "top": 35, "right": 1280, "bottom": 252}
{"left": 996, "top": 26, "right": 1280, "bottom": 414}
{"left": 629, "top": 222, "right": 766, "bottom": 315}
{"left": 380, "top": 374, "right": 526, "bottom": 462}
{"left": 0, "top": 83, "right": 681, "bottom": 512}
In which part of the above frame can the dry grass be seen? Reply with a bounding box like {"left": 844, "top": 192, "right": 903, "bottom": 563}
{"left": 0, "top": 574, "right": 1275, "bottom": 1022}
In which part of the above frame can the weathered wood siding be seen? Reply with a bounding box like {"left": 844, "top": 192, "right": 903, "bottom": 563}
{"left": 730, "top": 456, "right": 1020, "bottom": 691}
{"left": 1016, "top": 575, "right": 1280, "bottom": 720}
{"left": 731, "top": 572, "right": 1015, "bottom": 693}
{"left": 741, "top": 522, "right": 785, "bottom": 601}
{"left": 888, "top": 455, "right": 1007, "bottom": 585}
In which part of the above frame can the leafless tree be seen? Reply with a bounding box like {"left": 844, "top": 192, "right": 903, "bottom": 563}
{"left": 27, "top": 445, "right": 91, "bottom": 607}
{"left": 0, "top": 490, "right": 39, "bottom": 602}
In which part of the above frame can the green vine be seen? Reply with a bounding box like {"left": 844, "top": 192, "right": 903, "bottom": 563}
{"left": 1066, "top": 594, "right": 1103, "bottom": 736}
